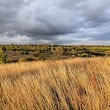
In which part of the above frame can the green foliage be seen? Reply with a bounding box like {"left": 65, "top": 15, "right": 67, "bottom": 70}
{"left": 63, "top": 48, "right": 68, "bottom": 55}
{"left": 80, "top": 53, "right": 90, "bottom": 57}
{"left": 24, "top": 50, "right": 29, "bottom": 55}
{"left": 71, "top": 49, "right": 77, "bottom": 55}
{"left": 6, "top": 58, "right": 12, "bottom": 63}
{"left": 21, "top": 50, "right": 29, "bottom": 55}
{"left": 18, "top": 58, "right": 27, "bottom": 62}
{"left": 0, "top": 48, "right": 7, "bottom": 64}
{"left": 0, "top": 48, "right": 4, "bottom": 55}
{"left": 2, "top": 54, "right": 7, "bottom": 63}
{"left": 0, "top": 45, "right": 110, "bottom": 63}
{"left": 91, "top": 50, "right": 105, "bottom": 56}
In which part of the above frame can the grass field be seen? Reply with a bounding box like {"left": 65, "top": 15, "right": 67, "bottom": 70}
{"left": 0, "top": 58, "right": 110, "bottom": 110}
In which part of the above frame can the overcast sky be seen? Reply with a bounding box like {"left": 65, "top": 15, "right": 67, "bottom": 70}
{"left": 0, "top": 0, "right": 110, "bottom": 45}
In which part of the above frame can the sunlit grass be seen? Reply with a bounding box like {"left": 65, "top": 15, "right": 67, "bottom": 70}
{"left": 0, "top": 58, "right": 110, "bottom": 110}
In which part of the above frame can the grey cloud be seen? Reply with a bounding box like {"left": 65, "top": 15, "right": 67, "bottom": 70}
{"left": 16, "top": 0, "right": 84, "bottom": 36}
{"left": 0, "top": 0, "right": 110, "bottom": 44}
{"left": 82, "top": 0, "right": 110, "bottom": 22}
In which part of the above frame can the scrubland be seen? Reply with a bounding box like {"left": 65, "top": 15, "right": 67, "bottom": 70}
{"left": 0, "top": 58, "right": 110, "bottom": 110}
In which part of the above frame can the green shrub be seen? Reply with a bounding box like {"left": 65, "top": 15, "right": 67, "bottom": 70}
{"left": 81, "top": 53, "right": 89, "bottom": 57}
{"left": 71, "top": 49, "right": 77, "bottom": 55}
{"left": 24, "top": 50, "right": 29, "bottom": 55}
{"left": 21, "top": 50, "right": 29, "bottom": 55}
{"left": 76, "top": 53, "right": 91, "bottom": 57}
{"left": 6, "top": 58, "right": 13, "bottom": 63}
{"left": 18, "top": 58, "right": 27, "bottom": 62}
{"left": 0, "top": 49, "right": 8, "bottom": 64}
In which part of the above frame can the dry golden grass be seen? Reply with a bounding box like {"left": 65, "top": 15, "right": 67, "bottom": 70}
{"left": 0, "top": 58, "right": 110, "bottom": 110}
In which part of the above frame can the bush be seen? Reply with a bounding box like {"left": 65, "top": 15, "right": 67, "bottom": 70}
{"left": 24, "top": 50, "right": 29, "bottom": 55}
{"left": 18, "top": 58, "right": 27, "bottom": 62}
{"left": 0, "top": 49, "right": 8, "bottom": 64}
{"left": 21, "top": 50, "right": 29, "bottom": 55}
{"left": 81, "top": 53, "right": 89, "bottom": 57}
{"left": 21, "top": 50, "right": 24, "bottom": 55}
{"left": 71, "top": 49, "right": 77, "bottom": 55}
{"left": 55, "top": 46, "right": 64, "bottom": 55}
{"left": 33, "top": 50, "right": 41, "bottom": 57}
{"left": 26, "top": 58, "right": 35, "bottom": 62}
{"left": 2, "top": 46, "right": 6, "bottom": 51}
{"left": 11, "top": 59, "right": 18, "bottom": 63}
{"left": 76, "top": 53, "right": 91, "bottom": 57}
{"left": 6, "top": 58, "right": 13, "bottom": 63}
{"left": 12, "top": 47, "right": 16, "bottom": 51}
{"left": 38, "top": 53, "right": 46, "bottom": 60}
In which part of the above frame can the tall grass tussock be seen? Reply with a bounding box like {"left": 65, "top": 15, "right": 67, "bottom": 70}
{"left": 0, "top": 58, "right": 110, "bottom": 110}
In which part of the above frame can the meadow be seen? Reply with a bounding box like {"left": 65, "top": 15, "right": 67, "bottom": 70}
{"left": 0, "top": 58, "right": 110, "bottom": 110}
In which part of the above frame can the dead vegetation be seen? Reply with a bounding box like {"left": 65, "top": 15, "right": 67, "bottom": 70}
{"left": 0, "top": 58, "right": 110, "bottom": 110}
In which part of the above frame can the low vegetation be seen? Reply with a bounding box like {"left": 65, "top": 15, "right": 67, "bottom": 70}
{"left": 0, "top": 58, "right": 110, "bottom": 110}
{"left": 0, "top": 45, "right": 110, "bottom": 63}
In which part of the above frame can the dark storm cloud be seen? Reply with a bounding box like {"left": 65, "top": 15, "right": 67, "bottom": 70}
{"left": 0, "top": 0, "right": 110, "bottom": 44}
{"left": 16, "top": 0, "right": 84, "bottom": 36}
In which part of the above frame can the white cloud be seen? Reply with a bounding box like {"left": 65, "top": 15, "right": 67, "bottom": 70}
{"left": 0, "top": 35, "right": 31, "bottom": 44}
